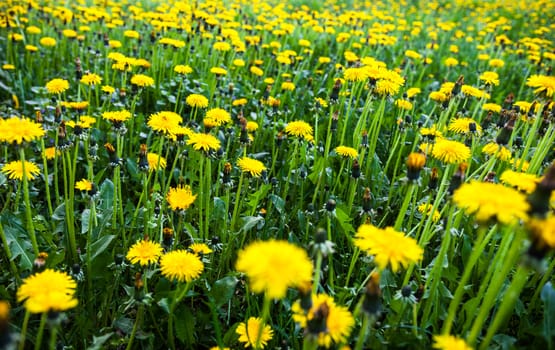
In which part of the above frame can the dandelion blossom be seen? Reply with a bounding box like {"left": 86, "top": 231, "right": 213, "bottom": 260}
{"left": 75, "top": 179, "right": 93, "bottom": 191}
{"left": 354, "top": 224, "right": 423, "bottom": 272}
{"left": 482, "top": 142, "right": 512, "bottom": 161}
{"left": 186, "top": 94, "right": 209, "bottom": 108}
{"left": 526, "top": 74, "right": 555, "bottom": 98}
{"left": 160, "top": 250, "right": 204, "bottom": 283}
{"left": 236, "top": 240, "right": 313, "bottom": 299}
{"left": 236, "top": 317, "right": 273, "bottom": 349}
{"left": 285, "top": 121, "right": 313, "bottom": 140}
{"left": 102, "top": 110, "right": 132, "bottom": 123}
{"left": 166, "top": 185, "right": 197, "bottom": 211}
{"left": 237, "top": 157, "right": 267, "bottom": 177}
{"left": 187, "top": 133, "right": 221, "bottom": 152}
{"left": 335, "top": 146, "right": 358, "bottom": 159}
{"left": 431, "top": 139, "right": 471, "bottom": 164}
{"left": 453, "top": 181, "right": 529, "bottom": 224}
{"left": 0, "top": 117, "right": 45, "bottom": 144}
{"left": 205, "top": 108, "right": 231, "bottom": 126}
{"left": 148, "top": 111, "right": 182, "bottom": 137}
{"left": 292, "top": 294, "right": 355, "bottom": 348}
{"left": 500, "top": 170, "right": 539, "bottom": 193}
{"left": 17, "top": 269, "right": 78, "bottom": 313}
{"left": 80, "top": 73, "right": 102, "bottom": 86}
{"left": 147, "top": 153, "right": 167, "bottom": 171}
{"left": 448, "top": 118, "right": 482, "bottom": 134}
{"left": 46, "top": 78, "right": 69, "bottom": 94}
{"left": 433, "top": 335, "right": 473, "bottom": 350}
{"left": 130, "top": 74, "right": 155, "bottom": 87}
{"left": 126, "top": 240, "right": 163, "bottom": 266}
{"left": 2, "top": 160, "right": 41, "bottom": 181}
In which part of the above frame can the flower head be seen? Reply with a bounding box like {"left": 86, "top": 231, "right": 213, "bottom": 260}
{"left": 174, "top": 65, "right": 193, "bottom": 75}
{"left": 479, "top": 71, "right": 499, "bottom": 86}
{"left": 500, "top": 170, "right": 539, "bottom": 193}
{"left": 431, "top": 139, "right": 471, "bottom": 164}
{"left": 102, "top": 110, "right": 132, "bottom": 123}
{"left": 526, "top": 74, "right": 555, "bottom": 98}
{"left": 186, "top": 132, "right": 221, "bottom": 153}
{"left": 448, "top": 118, "right": 482, "bottom": 135}
{"left": 433, "top": 335, "right": 473, "bottom": 350}
{"left": 80, "top": 73, "right": 102, "bottom": 86}
{"left": 46, "top": 78, "right": 69, "bottom": 94}
{"left": 204, "top": 108, "right": 231, "bottom": 127}
{"left": 237, "top": 157, "right": 267, "bottom": 177}
{"left": 17, "top": 269, "right": 78, "bottom": 313}
{"left": 189, "top": 243, "right": 213, "bottom": 256}
{"left": 417, "top": 203, "right": 441, "bottom": 222}
{"left": 236, "top": 317, "right": 273, "bottom": 349}
{"left": 166, "top": 185, "right": 197, "bottom": 211}
{"left": 160, "top": 250, "right": 204, "bottom": 283}
{"left": 126, "top": 239, "right": 163, "bottom": 266}
{"left": 285, "top": 121, "right": 313, "bottom": 140}
{"left": 130, "top": 74, "right": 155, "bottom": 87}
{"left": 2, "top": 160, "right": 41, "bottom": 181}
{"left": 335, "top": 146, "right": 358, "bottom": 159}
{"left": 236, "top": 240, "right": 313, "bottom": 299}
{"left": 75, "top": 179, "right": 93, "bottom": 191}
{"left": 453, "top": 181, "right": 529, "bottom": 224}
{"left": 0, "top": 117, "right": 45, "bottom": 144}
{"left": 292, "top": 294, "right": 354, "bottom": 348}
{"left": 186, "top": 94, "right": 209, "bottom": 108}
{"left": 482, "top": 142, "right": 512, "bottom": 161}
{"left": 147, "top": 153, "right": 167, "bottom": 171}
{"left": 354, "top": 224, "right": 423, "bottom": 272}
{"left": 148, "top": 111, "right": 182, "bottom": 137}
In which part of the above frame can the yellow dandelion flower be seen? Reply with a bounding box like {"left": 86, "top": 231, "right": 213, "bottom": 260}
{"left": 39, "top": 37, "right": 57, "bottom": 47}
{"left": 395, "top": 99, "right": 413, "bottom": 110}
{"left": 482, "top": 142, "right": 512, "bottom": 161}
{"left": 236, "top": 240, "right": 313, "bottom": 299}
{"left": 433, "top": 335, "right": 473, "bottom": 350}
{"left": 210, "top": 67, "right": 228, "bottom": 76}
{"left": 75, "top": 179, "right": 93, "bottom": 191}
{"left": 189, "top": 243, "right": 213, "bottom": 255}
{"left": 160, "top": 250, "right": 204, "bottom": 283}
{"left": 1, "top": 160, "right": 40, "bottom": 181}
{"left": 431, "top": 139, "right": 471, "bottom": 164}
{"left": 447, "top": 118, "right": 482, "bottom": 134}
{"left": 354, "top": 224, "right": 423, "bottom": 272}
{"left": 236, "top": 317, "right": 273, "bottom": 349}
{"left": 186, "top": 132, "right": 221, "bottom": 152}
{"left": 500, "top": 170, "right": 539, "bottom": 193}
{"left": 233, "top": 98, "right": 248, "bottom": 107}
{"left": 205, "top": 108, "right": 231, "bottom": 126}
{"left": 126, "top": 239, "right": 163, "bottom": 266}
{"left": 166, "top": 185, "right": 197, "bottom": 211}
{"left": 130, "top": 74, "right": 155, "bottom": 87}
{"left": 45, "top": 78, "right": 69, "bottom": 94}
{"left": 80, "top": 73, "right": 102, "bottom": 85}
{"left": 526, "top": 74, "right": 555, "bottom": 98}
{"left": 444, "top": 57, "right": 459, "bottom": 67}
{"left": 343, "top": 67, "right": 369, "bottom": 82}
{"left": 292, "top": 294, "right": 355, "bottom": 348}
{"left": 406, "top": 87, "right": 421, "bottom": 99}
{"left": 148, "top": 111, "right": 182, "bottom": 137}
{"left": 102, "top": 85, "right": 115, "bottom": 94}
{"left": 17, "top": 269, "right": 77, "bottom": 313}
{"left": 285, "top": 121, "right": 313, "bottom": 140}
{"left": 479, "top": 71, "right": 499, "bottom": 86}
{"left": 417, "top": 203, "right": 441, "bottom": 222}
{"left": 0, "top": 117, "right": 45, "bottom": 144}
{"left": 335, "top": 146, "right": 358, "bottom": 159}
{"left": 250, "top": 66, "right": 264, "bottom": 76}
{"left": 489, "top": 58, "right": 504, "bottom": 68}
{"left": 281, "top": 81, "right": 295, "bottom": 91}
{"left": 174, "top": 65, "right": 193, "bottom": 75}
{"left": 237, "top": 157, "right": 267, "bottom": 177}
{"left": 102, "top": 110, "right": 132, "bottom": 123}
{"left": 461, "top": 85, "right": 489, "bottom": 99}
{"left": 186, "top": 94, "right": 209, "bottom": 108}
{"left": 147, "top": 153, "right": 167, "bottom": 171}
{"left": 482, "top": 103, "right": 502, "bottom": 113}
{"left": 43, "top": 147, "right": 58, "bottom": 160}
{"left": 453, "top": 181, "right": 529, "bottom": 224}
{"left": 420, "top": 125, "right": 443, "bottom": 139}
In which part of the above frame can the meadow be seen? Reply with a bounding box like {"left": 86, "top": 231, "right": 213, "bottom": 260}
{"left": 0, "top": 0, "right": 554, "bottom": 349}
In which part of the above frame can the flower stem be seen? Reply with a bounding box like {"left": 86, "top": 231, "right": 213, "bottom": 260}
{"left": 230, "top": 172, "right": 244, "bottom": 231}
{"left": 126, "top": 305, "right": 144, "bottom": 350}
{"left": 19, "top": 148, "right": 38, "bottom": 256}
{"left": 394, "top": 183, "right": 415, "bottom": 231}
{"left": 354, "top": 313, "right": 370, "bottom": 350}
{"left": 34, "top": 313, "right": 47, "bottom": 350}
{"left": 18, "top": 310, "right": 30, "bottom": 350}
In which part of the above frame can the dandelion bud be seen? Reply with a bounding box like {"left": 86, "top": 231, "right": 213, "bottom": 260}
{"left": 325, "top": 199, "right": 336, "bottom": 212}
{"left": 114, "top": 253, "right": 124, "bottom": 266}
{"left": 134, "top": 272, "right": 144, "bottom": 290}
{"left": 33, "top": 252, "right": 48, "bottom": 272}
{"left": 485, "top": 172, "right": 496, "bottom": 183}
{"left": 330, "top": 78, "right": 341, "bottom": 102}
{"left": 361, "top": 130, "right": 369, "bottom": 148}
{"left": 527, "top": 162, "right": 555, "bottom": 218}
{"left": 222, "top": 162, "right": 232, "bottom": 185}
{"left": 351, "top": 159, "right": 361, "bottom": 179}
{"left": 163, "top": 227, "right": 174, "bottom": 248}
{"left": 362, "top": 187, "right": 372, "bottom": 213}
{"left": 406, "top": 152, "right": 426, "bottom": 181}
{"left": 306, "top": 302, "right": 329, "bottom": 336}
{"left": 495, "top": 120, "right": 514, "bottom": 145}
{"left": 331, "top": 111, "right": 339, "bottom": 132}
{"left": 429, "top": 167, "right": 439, "bottom": 190}
{"left": 448, "top": 163, "right": 468, "bottom": 194}
{"left": 298, "top": 282, "right": 313, "bottom": 312}
{"left": 453, "top": 75, "right": 464, "bottom": 96}
{"left": 362, "top": 272, "right": 382, "bottom": 317}
{"left": 138, "top": 144, "right": 149, "bottom": 171}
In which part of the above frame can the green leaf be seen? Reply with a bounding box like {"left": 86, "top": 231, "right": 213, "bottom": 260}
{"left": 81, "top": 209, "right": 90, "bottom": 234}
{"left": 247, "top": 184, "right": 271, "bottom": 211}
{"left": 210, "top": 276, "right": 238, "bottom": 308}
{"left": 99, "top": 179, "right": 114, "bottom": 212}
{"left": 269, "top": 194, "right": 285, "bottom": 215}
{"left": 3, "top": 224, "right": 33, "bottom": 271}
{"left": 174, "top": 304, "right": 195, "bottom": 345}
{"left": 212, "top": 197, "right": 226, "bottom": 222}
{"left": 52, "top": 203, "right": 66, "bottom": 221}
{"left": 113, "top": 317, "right": 133, "bottom": 335}
{"left": 335, "top": 206, "right": 355, "bottom": 236}
{"left": 87, "top": 333, "right": 114, "bottom": 350}
{"left": 541, "top": 282, "right": 555, "bottom": 346}
{"left": 89, "top": 235, "right": 116, "bottom": 261}
{"left": 308, "top": 158, "right": 324, "bottom": 184}
{"left": 240, "top": 216, "right": 264, "bottom": 232}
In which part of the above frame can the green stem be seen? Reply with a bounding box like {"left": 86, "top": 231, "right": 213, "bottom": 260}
{"left": 34, "top": 313, "right": 47, "bottom": 350}
{"left": 354, "top": 313, "right": 370, "bottom": 350}
{"left": 20, "top": 148, "right": 38, "bottom": 256}
{"left": 18, "top": 310, "right": 30, "bottom": 350}
{"left": 312, "top": 251, "right": 323, "bottom": 295}
{"left": 49, "top": 323, "right": 58, "bottom": 350}
{"left": 126, "top": 305, "right": 144, "bottom": 350}
{"left": 479, "top": 265, "right": 530, "bottom": 350}
{"left": 394, "top": 183, "right": 415, "bottom": 231}
{"left": 230, "top": 172, "right": 245, "bottom": 231}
